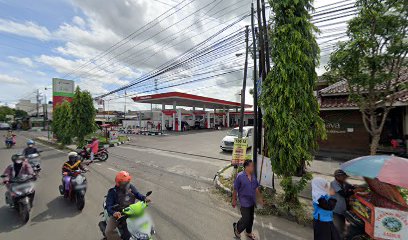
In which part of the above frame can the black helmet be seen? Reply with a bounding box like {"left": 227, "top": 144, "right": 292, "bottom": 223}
{"left": 11, "top": 153, "right": 25, "bottom": 163}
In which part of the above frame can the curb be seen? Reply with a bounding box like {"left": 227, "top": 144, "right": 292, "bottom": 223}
{"left": 109, "top": 141, "right": 127, "bottom": 147}
{"left": 214, "top": 164, "right": 233, "bottom": 196}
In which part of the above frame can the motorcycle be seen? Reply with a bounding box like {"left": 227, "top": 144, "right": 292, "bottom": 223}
{"left": 78, "top": 147, "right": 109, "bottom": 161}
{"left": 26, "top": 153, "right": 41, "bottom": 175}
{"left": 5, "top": 137, "right": 14, "bottom": 149}
{"left": 1, "top": 174, "right": 36, "bottom": 223}
{"left": 98, "top": 191, "right": 155, "bottom": 240}
{"left": 58, "top": 169, "right": 87, "bottom": 211}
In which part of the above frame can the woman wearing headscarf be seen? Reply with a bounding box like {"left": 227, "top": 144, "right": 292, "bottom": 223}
{"left": 312, "top": 177, "right": 340, "bottom": 240}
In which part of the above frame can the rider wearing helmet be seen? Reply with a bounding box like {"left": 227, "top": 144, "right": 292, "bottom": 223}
{"left": 61, "top": 152, "right": 86, "bottom": 197}
{"left": 2, "top": 154, "right": 35, "bottom": 183}
{"left": 2, "top": 154, "right": 35, "bottom": 207}
{"left": 105, "top": 171, "right": 150, "bottom": 240}
{"left": 23, "top": 139, "right": 39, "bottom": 156}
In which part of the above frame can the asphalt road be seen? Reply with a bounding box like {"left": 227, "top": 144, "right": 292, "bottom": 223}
{"left": 0, "top": 132, "right": 313, "bottom": 240}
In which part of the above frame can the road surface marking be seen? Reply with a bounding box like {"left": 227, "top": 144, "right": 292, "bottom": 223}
{"left": 95, "top": 163, "right": 102, "bottom": 166}
{"left": 107, "top": 167, "right": 117, "bottom": 172}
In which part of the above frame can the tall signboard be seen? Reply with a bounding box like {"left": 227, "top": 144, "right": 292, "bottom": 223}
{"left": 52, "top": 78, "right": 74, "bottom": 109}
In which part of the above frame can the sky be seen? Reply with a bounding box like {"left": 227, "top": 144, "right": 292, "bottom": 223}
{"left": 0, "top": 0, "right": 353, "bottom": 111}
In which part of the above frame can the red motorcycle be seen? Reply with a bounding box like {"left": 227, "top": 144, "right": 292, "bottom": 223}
{"left": 78, "top": 147, "right": 109, "bottom": 161}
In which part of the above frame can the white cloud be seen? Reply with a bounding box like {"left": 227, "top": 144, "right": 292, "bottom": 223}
{"left": 0, "top": 19, "right": 51, "bottom": 41}
{"left": 8, "top": 56, "right": 34, "bottom": 68}
{"left": 0, "top": 73, "right": 26, "bottom": 85}
{"left": 72, "top": 16, "right": 86, "bottom": 27}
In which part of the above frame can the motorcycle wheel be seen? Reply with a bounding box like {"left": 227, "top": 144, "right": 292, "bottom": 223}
{"left": 98, "top": 152, "right": 108, "bottom": 161}
{"left": 76, "top": 194, "right": 85, "bottom": 211}
{"left": 19, "top": 203, "right": 30, "bottom": 223}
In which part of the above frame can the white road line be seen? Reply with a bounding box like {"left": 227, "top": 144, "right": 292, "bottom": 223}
{"left": 107, "top": 167, "right": 117, "bottom": 172}
{"left": 95, "top": 163, "right": 102, "bottom": 166}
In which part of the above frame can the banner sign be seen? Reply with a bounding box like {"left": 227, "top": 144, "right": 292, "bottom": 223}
{"left": 109, "top": 130, "right": 118, "bottom": 143}
{"left": 256, "top": 155, "right": 274, "bottom": 189}
{"left": 232, "top": 138, "right": 248, "bottom": 166}
{"left": 374, "top": 207, "right": 408, "bottom": 240}
{"left": 52, "top": 78, "right": 74, "bottom": 109}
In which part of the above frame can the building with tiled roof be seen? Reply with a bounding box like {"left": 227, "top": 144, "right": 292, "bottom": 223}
{"left": 317, "top": 70, "right": 408, "bottom": 159}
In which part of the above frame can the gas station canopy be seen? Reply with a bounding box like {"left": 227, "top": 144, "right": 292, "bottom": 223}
{"left": 132, "top": 92, "right": 252, "bottom": 109}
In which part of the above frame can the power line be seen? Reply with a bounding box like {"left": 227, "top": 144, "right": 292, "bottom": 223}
{"left": 61, "top": 0, "right": 195, "bottom": 79}
{"left": 71, "top": 0, "right": 251, "bottom": 81}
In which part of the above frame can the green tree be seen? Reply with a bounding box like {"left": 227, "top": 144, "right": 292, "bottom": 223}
{"left": 0, "top": 106, "right": 27, "bottom": 121}
{"left": 70, "top": 87, "right": 97, "bottom": 147}
{"left": 261, "top": 0, "right": 325, "bottom": 203}
{"left": 14, "top": 109, "right": 28, "bottom": 118}
{"left": 52, "top": 101, "right": 72, "bottom": 145}
{"left": 326, "top": 0, "right": 408, "bottom": 155}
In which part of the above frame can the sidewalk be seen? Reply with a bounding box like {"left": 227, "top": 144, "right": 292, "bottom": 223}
{"left": 220, "top": 164, "right": 364, "bottom": 201}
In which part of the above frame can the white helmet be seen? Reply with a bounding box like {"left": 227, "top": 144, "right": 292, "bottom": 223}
{"left": 68, "top": 152, "right": 78, "bottom": 162}
{"left": 68, "top": 152, "right": 78, "bottom": 157}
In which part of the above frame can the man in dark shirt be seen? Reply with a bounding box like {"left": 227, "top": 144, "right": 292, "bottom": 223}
{"left": 105, "top": 171, "right": 150, "bottom": 240}
{"left": 232, "top": 160, "right": 264, "bottom": 240}
{"left": 331, "top": 169, "right": 355, "bottom": 239}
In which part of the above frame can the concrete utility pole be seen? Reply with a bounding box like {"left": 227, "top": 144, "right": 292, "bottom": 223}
{"left": 251, "top": 2, "right": 258, "bottom": 178}
{"left": 36, "top": 89, "right": 40, "bottom": 117}
{"left": 239, "top": 26, "right": 250, "bottom": 139}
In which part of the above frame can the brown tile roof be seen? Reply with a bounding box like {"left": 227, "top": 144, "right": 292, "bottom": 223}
{"left": 319, "top": 69, "right": 408, "bottom": 96}
{"left": 320, "top": 97, "right": 358, "bottom": 109}
{"left": 319, "top": 70, "right": 408, "bottom": 109}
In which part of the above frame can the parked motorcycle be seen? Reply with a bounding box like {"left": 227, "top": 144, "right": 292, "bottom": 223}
{"left": 78, "top": 147, "right": 109, "bottom": 161}
{"left": 5, "top": 137, "right": 14, "bottom": 148}
{"left": 98, "top": 191, "right": 155, "bottom": 240}
{"left": 58, "top": 169, "right": 87, "bottom": 211}
{"left": 26, "top": 153, "right": 41, "bottom": 175}
{"left": 1, "top": 174, "right": 36, "bottom": 223}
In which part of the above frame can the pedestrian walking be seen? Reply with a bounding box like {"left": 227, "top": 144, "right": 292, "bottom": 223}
{"left": 232, "top": 160, "right": 264, "bottom": 240}
{"left": 312, "top": 177, "right": 340, "bottom": 240}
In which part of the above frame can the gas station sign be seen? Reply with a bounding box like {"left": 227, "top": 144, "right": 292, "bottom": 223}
{"left": 52, "top": 78, "right": 74, "bottom": 109}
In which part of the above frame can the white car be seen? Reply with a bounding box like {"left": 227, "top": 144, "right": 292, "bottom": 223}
{"left": 220, "top": 126, "right": 253, "bottom": 151}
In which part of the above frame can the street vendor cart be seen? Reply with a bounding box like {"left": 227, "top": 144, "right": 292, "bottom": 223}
{"left": 341, "top": 155, "right": 408, "bottom": 240}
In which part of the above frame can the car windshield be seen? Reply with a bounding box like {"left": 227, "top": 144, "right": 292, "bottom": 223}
{"left": 228, "top": 129, "right": 240, "bottom": 136}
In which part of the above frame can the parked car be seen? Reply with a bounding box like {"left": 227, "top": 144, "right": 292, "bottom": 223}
{"left": 0, "top": 123, "right": 11, "bottom": 130}
{"left": 220, "top": 126, "right": 253, "bottom": 151}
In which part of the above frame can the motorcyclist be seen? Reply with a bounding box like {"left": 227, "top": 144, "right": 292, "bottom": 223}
{"left": 61, "top": 152, "right": 87, "bottom": 197}
{"left": 105, "top": 171, "right": 150, "bottom": 240}
{"left": 2, "top": 154, "right": 35, "bottom": 206}
{"left": 87, "top": 137, "right": 99, "bottom": 162}
{"left": 22, "top": 139, "right": 39, "bottom": 156}
{"left": 4, "top": 130, "right": 15, "bottom": 144}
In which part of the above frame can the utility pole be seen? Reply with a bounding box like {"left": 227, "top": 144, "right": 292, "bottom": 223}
{"left": 36, "top": 89, "right": 40, "bottom": 117}
{"left": 239, "top": 26, "right": 250, "bottom": 139}
{"left": 256, "top": 0, "right": 266, "bottom": 156}
{"left": 124, "top": 90, "right": 128, "bottom": 136}
{"left": 261, "top": 0, "right": 271, "bottom": 72}
{"left": 251, "top": 3, "right": 258, "bottom": 179}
